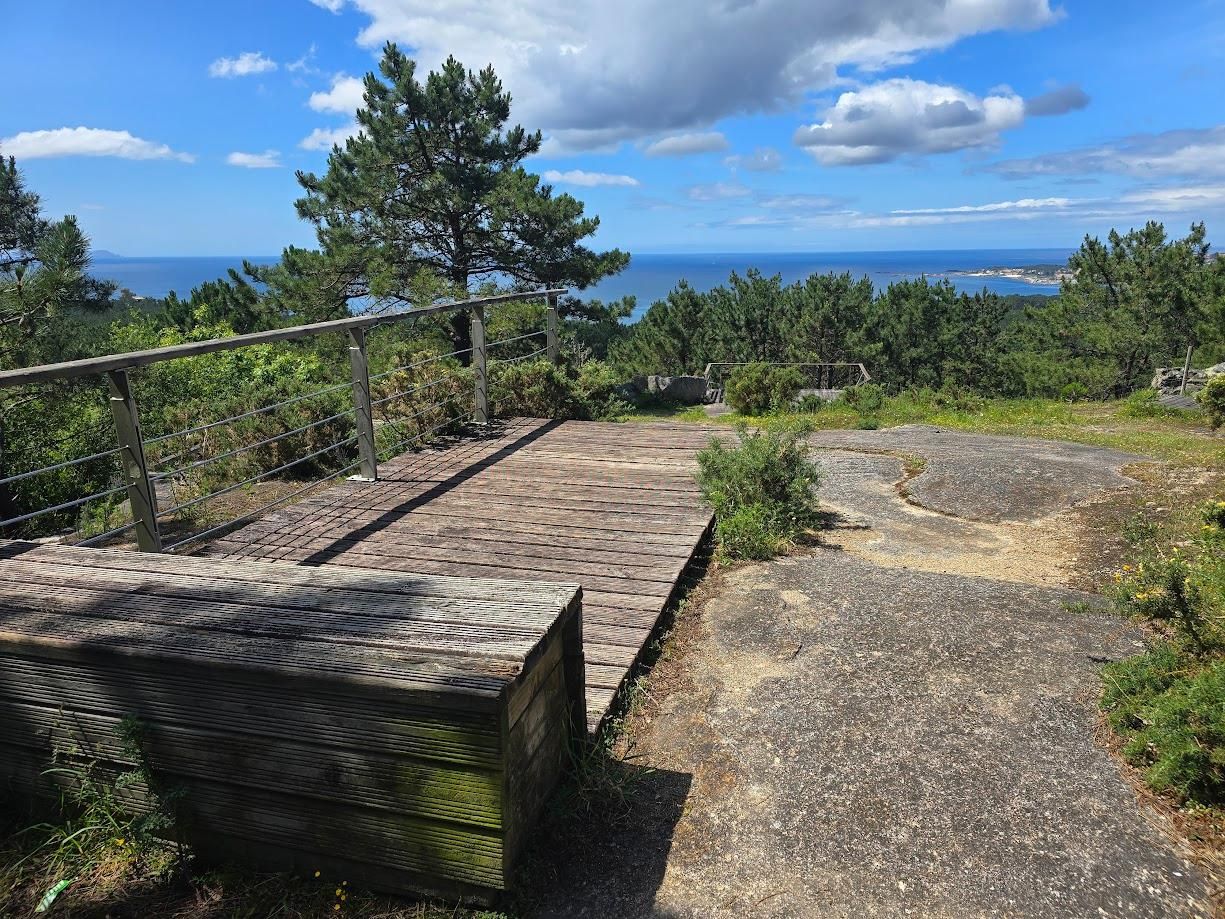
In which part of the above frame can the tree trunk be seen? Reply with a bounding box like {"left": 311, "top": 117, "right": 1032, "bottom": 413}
{"left": 449, "top": 264, "right": 472, "bottom": 365}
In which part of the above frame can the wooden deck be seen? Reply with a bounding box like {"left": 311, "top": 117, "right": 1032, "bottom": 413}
{"left": 205, "top": 418, "right": 720, "bottom": 728}
{"left": 0, "top": 540, "right": 583, "bottom": 894}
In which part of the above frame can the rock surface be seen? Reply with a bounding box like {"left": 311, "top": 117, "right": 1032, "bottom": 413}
{"left": 527, "top": 426, "right": 1212, "bottom": 919}
{"left": 646, "top": 375, "right": 710, "bottom": 404}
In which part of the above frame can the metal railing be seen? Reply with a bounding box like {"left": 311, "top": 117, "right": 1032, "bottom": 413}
{"left": 0, "top": 288, "right": 566, "bottom": 553}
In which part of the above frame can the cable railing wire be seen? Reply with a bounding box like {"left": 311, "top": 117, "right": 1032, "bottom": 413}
{"left": 368, "top": 346, "right": 473, "bottom": 383}
{"left": 486, "top": 330, "right": 545, "bottom": 349}
{"left": 163, "top": 456, "right": 365, "bottom": 553}
{"left": 151, "top": 407, "right": 356, "bottom": 482}
{"left": 157, "top": 434, "right": 359, "bottom": 519}
{"left": 377, "top": 412, "right": 475, "bottom": 461}
{"left": 370, "top": 372, "right": 463, "bottom": 408}
{"left": 75, "top": 520, "right": 140, "bottom": 548}
{"left": 498, "top": 346, "right": 548, "bottom": 364}
{"left": 0, "top": 445, "right": 123, "bottom": 489}
{"left": 144, "top": 379, "right": 354, "bottom": 448}
{"left": 0, "top": 482, "right": 131, "bottom": 529}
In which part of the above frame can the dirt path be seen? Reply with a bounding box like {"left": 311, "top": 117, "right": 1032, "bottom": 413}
{"left": 525, "top": 426, "right": 1213, "bottom": 919}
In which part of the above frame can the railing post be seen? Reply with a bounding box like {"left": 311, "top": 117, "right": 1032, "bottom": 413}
{"left": 472, "top": 304, "right": 489, "bottom": 424}
{"left": 546, "top": 293, "right": 560, "bottom": 365}
{"left": 106, "top": 369, "right": 162, "bottom": 552}
{"left": 348, "top": 327, "right": 378, "bottom": 481}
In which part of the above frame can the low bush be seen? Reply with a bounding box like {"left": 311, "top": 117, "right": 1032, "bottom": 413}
{"left": 724, "top": 363, "right": 806, "bottom": 415}
{"left": 1199, "top": 375, "right": 1225, "bottom": 429}
{"left": 490, "top": 359, "right": 628, "bottom": 421}
{"left": 696, "top": 422, "right": 822, "bottom": 562}
{"left": 841, "top": 382, "right": 885, "bottom": 415}
{"left": 794, "top": 393, "right": 825, "bottom": 414}
{"left": 1102, "top": 496, "right": 1225, "bottom": 807}
{"left": 1103, "top": 651, "right": 1225, "bottom": 803}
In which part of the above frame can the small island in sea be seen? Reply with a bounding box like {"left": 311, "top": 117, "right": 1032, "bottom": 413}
{"left": 945, "top": 263, "right": 1071, "bottom": 285}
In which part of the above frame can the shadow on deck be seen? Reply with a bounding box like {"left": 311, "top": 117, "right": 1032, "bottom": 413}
{"left": 203, "top": 417, "right": 721, "bottom": 729}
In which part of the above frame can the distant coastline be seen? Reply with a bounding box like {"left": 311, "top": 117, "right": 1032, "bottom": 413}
{"left": 945, "top": 264, "right": 1070, "bottom": 286}
{"left": 90, "top": 249, "right": 1070, "bottom": 316}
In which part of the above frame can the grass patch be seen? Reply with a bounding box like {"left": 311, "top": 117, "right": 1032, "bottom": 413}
{"left": 634, "top": 393, "right": 1222, "bottom": 467}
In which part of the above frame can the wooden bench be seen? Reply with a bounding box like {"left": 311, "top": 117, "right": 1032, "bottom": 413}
{"left": 0, "top": 541, "right": 583, "bottom": 899}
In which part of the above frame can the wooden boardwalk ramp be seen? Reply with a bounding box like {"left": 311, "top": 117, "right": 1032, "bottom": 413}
{"left": 205, "top": 418, "right": 720, "bottom": 729}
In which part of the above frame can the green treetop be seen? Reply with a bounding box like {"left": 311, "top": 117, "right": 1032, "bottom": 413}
{"left": 282, "top": 43, "right": 629, "bottom": 353}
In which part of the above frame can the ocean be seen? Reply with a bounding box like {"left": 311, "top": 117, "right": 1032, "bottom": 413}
{"left": 93, "top": 249, "right": 1069, "bottom": 321}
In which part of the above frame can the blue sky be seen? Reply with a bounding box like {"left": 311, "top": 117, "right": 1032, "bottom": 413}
{"left": 3, "top": 0, "right": 1223, "bottom": 256}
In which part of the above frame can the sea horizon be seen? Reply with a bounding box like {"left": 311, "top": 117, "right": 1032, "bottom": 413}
{"left": 91, "top": 247, "right": 1071, "bottom": 318}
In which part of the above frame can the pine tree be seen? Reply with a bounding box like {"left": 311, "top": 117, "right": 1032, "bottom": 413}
{"left": 285, "top": 44, "right": 629, "bottom": 355}
{"left": 0, "top": 154, "right": 113, "bottom": 368}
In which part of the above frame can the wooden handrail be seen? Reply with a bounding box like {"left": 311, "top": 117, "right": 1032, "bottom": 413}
{"left": 0, "top": 288, "right": 568, "bottom": 387}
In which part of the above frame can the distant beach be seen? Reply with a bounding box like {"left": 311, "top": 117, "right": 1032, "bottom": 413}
{"left": 92, "top": 249, "right": 1070, "bottom": 320}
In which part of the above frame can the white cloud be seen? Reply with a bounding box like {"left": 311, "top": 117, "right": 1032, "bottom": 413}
{"left": 730, "top": 184, "right": 1225, "bottom": 230}
{"left": 318, "top": 0, "right": 1058, "bottom": 149}
{"left": 541, "top": 169, "right": 639, "bottom": 187}
{"left": 988, "top": 125, "right": 1225, "bottom": 179}
{"left": 0, "top": 127, "right": 194, "bottom": 163}
{"left": 288, "top": 44, "right": 320, "bottom": 74}
{"left": 794, "top": 78, "right": 1025, "bottom": 165}
{"left": 686, "top": 182, "right": 752, "bottom": 201}
{"left": 891, "top": 196, "right": 1072, "bottom": 215}
{"left": 299, "top": 123, "right": 361, "bottom": 150}
{"left": 725, "top": 147, "right": 784, "bottom": 172}
{"left": 644, "top": 132, "right": 729, "bottom": 157}
{"left": 309, "top": 0, "right": 346, "bottom": 10}
{"left": 209, "top": 51, "right": 278, "bottom": 78}
{"left": 227, "top": 150, "right": 282, "bottom": 168}
{"left": 309, "top": 74, "right": 366, "bottom": 114}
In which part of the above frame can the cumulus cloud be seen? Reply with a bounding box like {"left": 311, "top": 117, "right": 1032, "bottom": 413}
{"left": 725, "top": 147, "right": 784, "bottom": 172}
{"left": 644, "top": 132, "right": 729, "bottom": 157}
{"left": 1024, "top": 83, "right": 1089, "bottom": 117}
{"left": 0, "top": 127, "right": 194, "bottom": 163}
{"left": 311, "top": 0, "right": 1058, "bottom": 149}
{"left": 309, "top": 74, "right": 366, "bottom": 114}
{"left": 987, "top": 125, "right": 1225, "bottom": 179}
{"left": 227, "top": 150, "right": 282, "bottom": 168}
{"left": 209, "top": 51, "right": 277, "bottom": 78}
{"left": 309, "top": 0, "right": 346, "bottom": 10}
{"left": 299, "top": 123, "right": 361, "bottom": 150}
{"left": 793, "top": 78, "right": 1025, "bottom": 165}
{"left": 541, "top": 169, "right": 639, "bottom": 187}
{"left": 686, "top": 182, "right": 752, "bottom": 201}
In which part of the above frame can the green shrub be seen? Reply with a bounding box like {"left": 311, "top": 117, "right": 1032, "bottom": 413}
{"left": 794, "top": 393, "right": 825, "bottom": 414}
{"left": 491, "top": 359, "right": 585, "bottom": 419}
{"left": 696, "top": 422, "right": 822, "bottom": 561}
{"left": 490, "top": 358, "right": 628, "bottom": 421}
{"left": 1103, "top": 489, "right": 1225, "bottom": 807}
{"left": 714, "top": 504, "right": 785, "bottom": 560}
{"left": 1103, "top": 649, "right": 1225, "bottom": 804}
{"left": 841, "top": 382, "right": 885, "bottom": 415}
{"left": 1119, "top": 388, "right": 1170, "bottom": 419}
{"left": 1199, "top": 376, "right": 1225, "bottom": 429}
{"left": 576, "top": 361, "right": 631, "bottom": 420}
{"left": 1059, "top": 381, "right": 1091, "bottom": 402}
{"left": 724, "top": 363, "right": 806, "bottom": 415}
